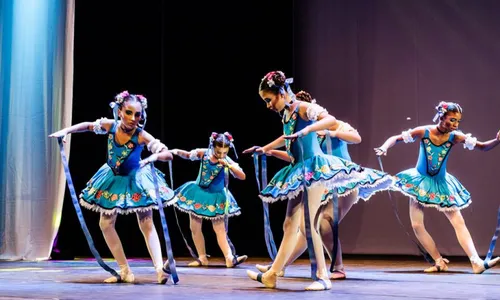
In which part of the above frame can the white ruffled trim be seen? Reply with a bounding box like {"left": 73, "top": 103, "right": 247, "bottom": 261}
{"left": 189, "top": 149, "right": 201, "bottom": 161}
{"left": 173, "top": 205, "right": 241, "bottom": 220}
{"left": 401, "top": 129, "right": 415, "bottom": 143}
{"left": 389, "top": 187, "right": 472, "bottom": 212}
{"left": 306, "top": 103, "right": 328, "bottom": 121}
{"left": 463, "top": 133, "right": 477, "bottom": 150}
{"left": 79, "top": 196, "right": 178, "bottom": 215}
{"left": 93, "top": 118, "right": 108, "bottom": 135}
{"left": 259, "top": 171, "right": 366, "bottom": 203}
{"left": 322, "top": 175, "right": 395, "bottom": 202}
{"left": 147, "top": 139, "right": 167, "bottom": 153}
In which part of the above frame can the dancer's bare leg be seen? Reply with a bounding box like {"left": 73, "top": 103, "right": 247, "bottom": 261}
{"left": 444, "top": 210, "right": 500, "bottom": 274}
{"left": 100, "top": 213, "right": 134, "bottom": 283}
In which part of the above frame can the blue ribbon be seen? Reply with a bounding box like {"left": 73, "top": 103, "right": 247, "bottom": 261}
{"left": 252, "top": 153, "right": 278, "bottom": 260}
{"left": 172, "top": 158, "right": 205, "bottom": 261}
{"left": 323, "top": 131, "right": 340, "bottom": 273}
{"left": 223, "top": 166, "right": 239, "bottom": 264}
{"left": 150, "top": 163, "right": 179, "bottom": 284}
{"left": 297, "top": 138, "right": 318, "bottom": 281}
{"left": 484, "top": 206, "right": 500, "bottom": 269}
{"left": 56, "top": 137, "right": 121, "bottom": 281}
{"left": 377, "top": 156, "right": 434, "bottom": 264}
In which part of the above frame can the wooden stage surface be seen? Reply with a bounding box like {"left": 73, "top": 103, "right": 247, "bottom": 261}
{"left": 0, "top": 256, "right": 498, "bottom": 299}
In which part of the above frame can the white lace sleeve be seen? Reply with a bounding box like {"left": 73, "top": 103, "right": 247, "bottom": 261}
{"left": 147, "top": 139, "right": 168, "bottom": 153}
{"left": 338, "top": 121, "right": 356, "bottom": 133}
{"left": 306, "top": 103, "right": 328, "bottom": 121}
{"left": 92, "top": 117, "right": 108, "bottom": 134}
{"left": 463, "top": 133, "right": 477, "bottom": 150}
{"left": 401, "top": 129, "right": 415, "bottom": 143}
{"left": 189, "top": 149, "right": 201, "bottom": 161}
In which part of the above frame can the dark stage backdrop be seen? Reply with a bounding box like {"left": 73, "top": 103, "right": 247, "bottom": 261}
{"left": 57, "top": 1, "right": 295, "bottom": 259}
{"left": 56, "top": 0, "right": 499, "bottom": 260}
{"left": 293, "top": 0, "right": 500, "bottom": 256}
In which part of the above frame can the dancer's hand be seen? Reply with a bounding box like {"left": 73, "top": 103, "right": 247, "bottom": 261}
{"left": 496, "top": 130, "right": 500, "bottom": 141}
{"left": 374, "top": 147, "right": 387, "bottom": 156}
{"left": 242, "top": 146, "right": 265, "bottom": 154}
{"left": 48, "top": 129, "right": 68, "bottom": 143}
{"left": 284, "top": 127, "right": 310, "bottom": 140}
{"left": 218, "top": 159, "right": 231, "bottom": 168}
{"left": 139, "top": 154, "right": 158, "bottom": 168}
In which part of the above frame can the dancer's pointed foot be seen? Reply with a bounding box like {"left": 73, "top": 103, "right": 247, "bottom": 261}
{"left": 247, "top": 270, "right": 277, "bottom": 288}
{"left": 424, "top": 257, "right": 449, "bottom": 273}
{"left": 471, "top": 256, "right": 500, "bottom": 274}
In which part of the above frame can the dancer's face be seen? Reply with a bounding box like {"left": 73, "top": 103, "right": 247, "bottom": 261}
{"left": 260, "top": 90, "right": 285, "bottom": 112}
{"left": 439, "top": 111, "right": 462, "bottom": 132}
{"left": 213, "top": 146, "right": 229, "bottom": 159}
{"left": 119, "top": 100, "right": 142, "bottom": 130}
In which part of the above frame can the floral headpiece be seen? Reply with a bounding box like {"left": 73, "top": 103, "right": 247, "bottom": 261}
{"left": 209, "top": 132, "right": 238, "bottom": 159}
{"left": 433, "top": 101, "right": 449, "bottom": 123}
{"left": 109, "top": 90, "right": 149, "bottom": 128}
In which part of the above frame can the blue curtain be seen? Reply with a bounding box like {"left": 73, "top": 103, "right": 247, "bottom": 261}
{"left": 0, "top": 0, "right": 75, "bottom": 260}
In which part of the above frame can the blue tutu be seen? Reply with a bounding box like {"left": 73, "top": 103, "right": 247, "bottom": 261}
{"left": 174, "top": 152, "right": 241, "bottom": 220}
{"left": 259, "top": 106, "right": 377, "bottom": 204}
{"left": 79, "top": 124, "right": 177, "bottom": 215}
{"left": 391, "top": 128, "right": 471, "bottom": 211}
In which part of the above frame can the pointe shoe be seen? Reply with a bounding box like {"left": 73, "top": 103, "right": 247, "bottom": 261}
{"left": 424, "top": 257, "right": 449, "bottom": 273}
{"left": 305, "top": 277, "right": 332, "bottom": 291}
{"left": 156, "top": 267, "right": 170, "bottom": 284}
{"left": 104, "top": 269, "right": 135, "bottom": 283}
{"left": 330, "top": 269, "right": 346, "bottom": 280}
{"left": 471, "top": 256, "right": 500, "bottom": 274}
{"left": 226, "top": 255, "right": 248, "bottom": 268}
{"left": 188, "top": 257, "right": 208, "bottom": 267}
{"left": 255, "top": 264, "right": 284, "bottom": 277}
{"left": 246, "top": 270, "right": 277, "bottom": 288}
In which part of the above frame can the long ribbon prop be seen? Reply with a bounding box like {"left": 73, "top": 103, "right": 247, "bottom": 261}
{"left": 150, "top": 163, "right": 179, "bottom": 284}
{"left": 172, "top": 160, "right": 204, "bottom": 262}
{"left": 322, "top": 131, "right": 340, "bottom": 273}
{"left": 484, "top": 206, "right": 500, "bottom": 269}
{"left": 252, "top": 153, "right": 278, "bottom": 260}
{"left": 57, "top": 137, "right": 121, "bottom": 281}
{"left": 223, "top": 166, "right": 240, "bottom": 265}
{"left": 376, "top": 156, "right": 434, "bottom": 264}
{"left": 297, "top": 138, "right": 318, "bottom": 280}
{"left": 166, "top": 159, "right": 199, "bottom": 260}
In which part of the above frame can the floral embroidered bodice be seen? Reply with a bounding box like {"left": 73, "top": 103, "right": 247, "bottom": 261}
{"left": 195, "top": 151, "right": 226, "bottom": 190}
{"left": 416, "top": 128, "right": 454, "bottom": 177}
{"left": 106, "top": 123, "right": 143, "bottom": 175}
{"left": 282, "top": 106, "right": 324, "bottom": 163}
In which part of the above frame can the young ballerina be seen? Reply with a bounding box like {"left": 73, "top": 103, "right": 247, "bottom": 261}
{"left": 49, "top": 91, "right": 176, "bottom": 284}
{"left": 255, "top": 90, "right": 393, "bottom": 280}
{"left": 170, "top": 132, "right": 248, "bottom": 268}
{"left": 244, "top": 71, "right": 383, "bottom": 291}
{"left": 374, "top": 101, "right": 500, "bottom": 274}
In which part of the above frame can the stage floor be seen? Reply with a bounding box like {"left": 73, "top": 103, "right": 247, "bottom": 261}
{"left": 0, "top": 257, "right": 498, "bottom": 299}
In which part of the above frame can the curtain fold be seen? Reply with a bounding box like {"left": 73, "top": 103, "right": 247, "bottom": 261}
{"left": 0, "top": 0, "right": 75, "bottom": 260}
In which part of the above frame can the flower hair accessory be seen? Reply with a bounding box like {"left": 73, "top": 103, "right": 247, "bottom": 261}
{"left": 262, "top": 72, "right": 276, "bottom": 88}
{"left": 115, "top": 90, "right": 130, "bottom": 104}
{"left": 433, "top": 101, "right": 449, "bottom": 123}
{"left": 135, "top": 94, "right": 148, "bottom": 110}
{"left": 209, "top": 132, "right": 218, "bottom": 144}
{"left": 223, "top": 132, "right": 234, "bottom": 143}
